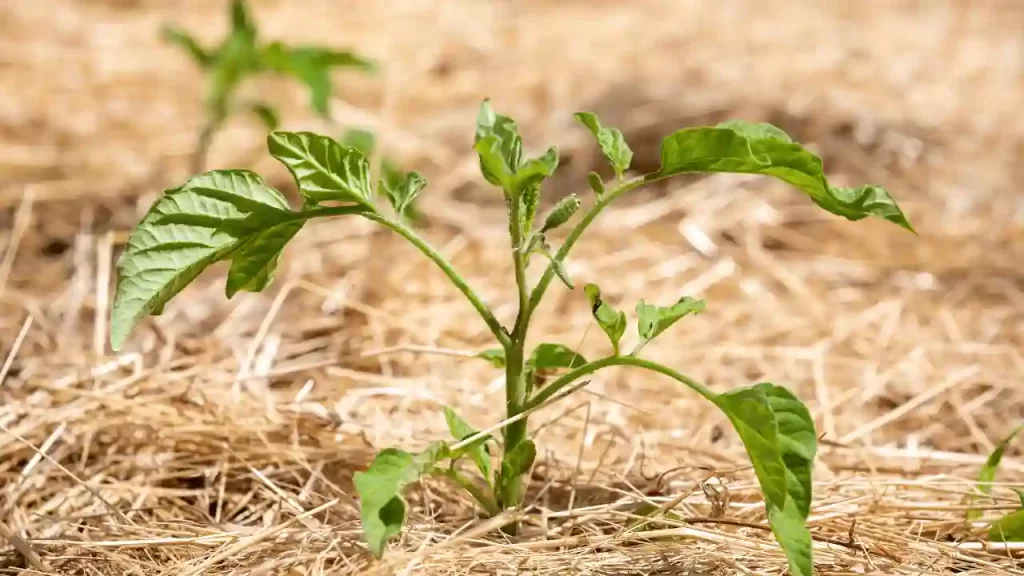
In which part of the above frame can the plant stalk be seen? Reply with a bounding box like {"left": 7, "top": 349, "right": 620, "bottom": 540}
{"left": 525, "top": 355, "right": 716, "bottom": 411}
{"left": 361, "top": 213, "right": 511, "bottom": 349}
{"left": 499, "top": 192, "right": 532, "bottom": 518}
{"left": 192, "top": 117, "right": 221, "bottom": 175}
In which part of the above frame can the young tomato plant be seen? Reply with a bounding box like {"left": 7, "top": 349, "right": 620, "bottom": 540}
{"left": 110, "top": 100, "right": 914, "bottom": 576}
{"left": 163, "top": 0, "right": 375, "bottom": 173}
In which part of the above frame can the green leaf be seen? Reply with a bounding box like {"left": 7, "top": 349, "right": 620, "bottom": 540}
{"left": 969, "top": 424, "right": 1024, "bottom": 520}
{"left": 574, "top": 112, "right": 633, "bottom": 178}
{"left": 714, "top": 383, "right": 816, "bottom": 576}
{"left": 476, "top": 348, "right": 506, "bottom": 368}
{"left": 635, "top": 297, "right": 706, "bottom": 343}
{"left": 989, "top": 509, "right": 1024, "bottom": 542}
{"left": 110, "top": 170, "right": 298, "bottom": 351}
{"left": 527, "top": 343, "right": 588, "bottom": 371}
{"left": 443, "top": 407, "right": 492, "bottom": 485}
{"left": 268, "top": 131, "right": 374, "bottom": 208}
{"left": 248, "top": 102, "right": 279, "bottom": 131}
{"left": 383, "top": 171, "right": 427, "bottom": 218}
{"left": 540, "top": 194, "right": 581, "bottom": 233}
{"left": 649, "top": 120, "right": 914, "bottom": 232}
{"left": 499, "top": 439, "right": 537, "bottom": 488}
{"left": 583, "top": 283, "right": 626, "bottom": 355}
{"left": 161, "top": 26, "right": 212, "bottom": 68}
{"left": 261, "top": 43, "right": 376, "bottom": 117}
{"left": 474, "top": 100, "right": 522, "bottom": 192}
{"left": 354, "top": 442, "right": 449, "bottom": 558}
{"left": 511, "top": 147, "right": 559, "bottom": 197}
{"left": 225, "top": 220, "right": 303, "bottom": 297}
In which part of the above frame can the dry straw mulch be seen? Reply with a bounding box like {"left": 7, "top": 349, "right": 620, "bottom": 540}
{"left": 2, "top": 0, "right": 1024, "bottom": 574}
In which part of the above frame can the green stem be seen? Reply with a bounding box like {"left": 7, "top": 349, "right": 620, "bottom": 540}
{"left": 192, "top": 116, "right": 221, "bottom": 174}
{"left": 523, "top": 177, "right": 647, "bottom": 330}
{"left": 526, "top": 355, "right": 716, "bottom": 411}
{"left": 305, "top": 207, "right": 511, "bottom": 349}
{"left": 500, "top": 193, "right": 531, "bottom": 513}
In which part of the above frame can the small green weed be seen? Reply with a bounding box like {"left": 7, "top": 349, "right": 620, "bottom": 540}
{"left": 969, "top": 425, "right": 1024, "bottom": 541}
{"left": 110, "top": 100, "right": 914, "bottom": 576}
{"left": 163, "top": 0, "right": 375, "bottom": 172}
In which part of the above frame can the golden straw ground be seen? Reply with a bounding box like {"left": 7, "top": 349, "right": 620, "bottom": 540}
{"left": 1, "top": 0, "right": 1023, "bottom": 573}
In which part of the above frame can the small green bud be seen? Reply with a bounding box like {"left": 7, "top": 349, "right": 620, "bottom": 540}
{"left": 587, "top": 171, "right": 605, "bottom": 195}
{"left": 540, "top": 194, "right": 581, "bottom": 233}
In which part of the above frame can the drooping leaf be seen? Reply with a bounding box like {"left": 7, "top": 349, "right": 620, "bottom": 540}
{"left": 110, "top": 170, "right": 299, "bottom": 351}
{"left": 714, "top": 383, "right": 816, "bottom": 576}
{"left": 161, "top": 26, "right": 212, "bottom": 68}
{"left": 225, "top": 220, "right": 303, "bottom": 297}
{"left": 969, "top": 424, "right": 1024, "bottom": 520}
{"left": 444, "top": 407, "right": 492, "bottom": 485}
{"left": 583, "top": 283, "right": 626, "bottom": 355}
{"left": 527, "top": 343, "right": 588, "bottom": 371}
{"left": 635, "top": 297, "right": 706, "bottom": 343}
{"left": 538, "top": 250, "right": 574, "bottom": 289}
{"left": 261, "top": 43, "right": 376, "bottom": 116}
{"left": 248, "top": 102, "right": 279, "bottom": 131}
{"left": 354, "top": 442, "right": 448, "bottom": 558}
{"left": 540, "top": 194, "right": 581, "bottom": 233}
{"left": 476, "top": 348, "right": 506, "bottom": 368}
{"left": 989, "top": 509, "right": 1024, "bottom": 543}
{"left": 383, "top": 171, "right": 427, "bottom": 218}
{"left": 268, "top": 131, "right": 374, "bottom": 208}
{"left": 574, "top": 112, "right": 633, "bottom": 178}
{"left": 649, "top": 120, "right": 914, "bottom": 232}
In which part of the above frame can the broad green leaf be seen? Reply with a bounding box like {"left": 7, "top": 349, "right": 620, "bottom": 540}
{"left": 476, "top": 348, "right": 505, "bottom": 368}
{"left": 969, "top": 424, "right": 1024, "bottom": 520}
{"left": 161, "top": 26, "right": 212, "bottom": 68}
{"left": 574, "top": 112, "right": 633, "bottom": 178}
{"left": 636, "top": 297, "right": 706, "bottom": 343}
{"left": 989, "top": 509, "right": 1024, "bottom": 542}
{"left": 527, "top": 343, "right": 587, "bottom": 370}
{"left": 443, "top": 407, "right": 492, "bottom": 485}
{"left": 714, "top": 383, "right": 816, "bottom": 576}
{"left": 248, "top": 102, "right": 279, "bottom": 131}
{"left": 225, "top": 220, "right": 303, "bottom": 297}
{"left": 383, "top": 171, "right": 427, "bottom": 218}
{"left": 649, "top": 121, "right": 914, "bottom": 232}
{"left": 110, "top": 170, "right": 298, "bottom": 351}
{"left": 583, "top": 283, "right": 626, "bottom": 355}
{"left": 268, "top": 131, "right": 374, "bottom": 208}
{"left": 261, "top": 43, "right": 376, "bottom": 116}
{"left": 540, "top": 194, "right": 581, "bottom": 233}
{"left": 354, "top": 442, "right": 448, "bottom": 558}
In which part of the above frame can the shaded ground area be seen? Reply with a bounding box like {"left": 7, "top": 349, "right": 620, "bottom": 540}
{"left": 1, "top": 0, "right": 1023, "bottom": 573}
